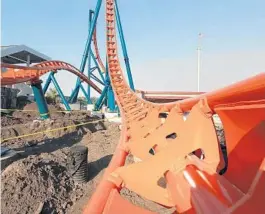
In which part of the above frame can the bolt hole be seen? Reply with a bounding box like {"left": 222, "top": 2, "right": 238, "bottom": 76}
{"left": 166, "top": 132, "right": 177, "bottom": 139}
{"left": 191, "top": 149, "right": 205, "bottom": 160}
{"left": 157, "top": 177, "right": 166, "bottom": 189}
{"left": 149, "top": 144, "right": 157, "bottom": 155}
{"left": 149, "top": 148, "right": 155, "bottom": 155}
{"left": 159, "top": 112, "right": 168, "bottom": 118}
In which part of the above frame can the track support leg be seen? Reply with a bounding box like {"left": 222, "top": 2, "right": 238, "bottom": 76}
{"left": 31, "top": 79, "right": 50, "bottom": 119}
{"left": 107, "top": 85, "right": 115, "bottom": 112}
{"left": 50, "top": 73, "right": 71, "bottom": 111}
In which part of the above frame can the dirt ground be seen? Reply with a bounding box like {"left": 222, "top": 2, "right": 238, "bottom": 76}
{"left": 1, "top": 108, "right": 119, "bottom": 214}
{"left": 1, "top": 104, "right": 226, "bottom": 214}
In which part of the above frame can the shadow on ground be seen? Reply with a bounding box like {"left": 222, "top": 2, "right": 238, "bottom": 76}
{"left": 87, "top": 154, "right": 113, "bottom": 181}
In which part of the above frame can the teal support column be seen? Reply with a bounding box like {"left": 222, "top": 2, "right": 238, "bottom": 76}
{"left": 50, "top": 73, "right": 71, "bottom": 111}
{"left": 107, "top": 86, "right": 115, "bottom": 112}
{"left": 43, "top": 72, "right": 52, "bottom": 94}
{"left": 80, "top": 83, "right": 91, "bottom": 102}
{"left": 91, "top": 52, "right": 105, "bottom": 83}
{"left": 94, "top": 85, "right": 108, "bottom": 111}
{"left": 105, "top": 62, "right": 115, "bottom": 112}
{"left": 114, "top": 0, "right": 135, "bottom": 91}
{"left": 69, "top": 0, "right": 103, "bottom": 103}
{"left": 87, "top": 10, "right": 94, "bottom": 104}
{"left": 118, "top": 108, "right": 120, "bottom": 117}
{"left": 31, "top": 80, "right": 49, "bottom": 119}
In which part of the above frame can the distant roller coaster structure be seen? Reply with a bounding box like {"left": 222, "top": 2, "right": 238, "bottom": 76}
{"left": 1, "top": 0, "right": 201, "bottom": 115}
{"left": 1, "top": 0, "right": 135, "bottom": 115}
{"left": 43, "top": 1, "right": 135, "bottom": 112}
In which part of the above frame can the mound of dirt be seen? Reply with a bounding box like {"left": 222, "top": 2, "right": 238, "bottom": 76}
{"left": 1, "top": 102, "right": 93, "bottom": 128}
{"left": 1, "top": 121, "right": 121, "bottom": 214}
{"left": 1, "top": 115, "right": 24, "bottom": 127}
{"left": 23, "top": 103, "right": 63, "bottom": 112}
{"left": 1, "top": 114, "right": 104, "bottom": 150}
{"left": 1, "top": 151, "right": 76, "bottom": 214}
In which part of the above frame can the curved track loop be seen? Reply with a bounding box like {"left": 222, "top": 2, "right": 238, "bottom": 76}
{"left": 1, "top": 60, "right": 102, "bottom": 94}
{"left": 84, "top": 0, "right": 265, "bottom": 213}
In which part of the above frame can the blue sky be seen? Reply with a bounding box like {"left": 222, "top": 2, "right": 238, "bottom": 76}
{"left": 2, "top": 0, "right": 265, "bottom": 96}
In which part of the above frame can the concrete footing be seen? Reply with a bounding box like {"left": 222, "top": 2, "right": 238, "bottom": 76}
{"left": 104, "top": 112, "right": 121, "bottom": 123}
{"left": 87, "top": 104, "right": 94, "bottom": 111}
{"left": 60, "top": 103, "right": 82, "bottom": 111}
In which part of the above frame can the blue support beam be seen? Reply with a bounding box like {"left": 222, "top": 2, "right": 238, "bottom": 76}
{"left": 43, "top": 72, "right": 52, "bottom": 94}
{"left": 114, "top": 0, "right": 135, "bottom": 91}
{"left": 87, "top": 10, "right": 94, "bottom": 104}
{"left": 50, "top": 73, "right": 71, "bottom": 111}
{"left": 107, "top": 86, "right": 115, "bottom": 112}
{"left": 69, "top": 82, "right": 91, "bottom": 103}
{"left": 69, "top": 0, "right": 103, "bottom": 103}
{"left": 80, "top": 83, "right": 91, "bottom": 103}
{"left": 94, "top": 85, "right": 108, "bottom": 111}
{"left": 105, "top": 62, "right": 116, "bottom": 111}
{"left": 91, "top": 52, "right": 105, "bottom": 83}
{"left": 90, "top": 73, "right": 105, "bottom": 85}
{"left": 31, "top": 80, "right": 49, "bottom": 119}
{"left": 90, "top": 66, "right": 98, "bottom": 73}
{"left": 69, "top": 86, "right": 79, "bottom": 102}
{"left": 116, "top": 106, "right": 120, "bottom": 117}
{"left": 65, "top": 0, "right": 133, "bottom": 114}
{"left": 87, "top": 52, "right": 92, "bottom": 104}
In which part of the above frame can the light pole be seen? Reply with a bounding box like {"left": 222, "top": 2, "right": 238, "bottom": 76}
{"left": 197, "top": 33, "right": 203, "bottom": 92}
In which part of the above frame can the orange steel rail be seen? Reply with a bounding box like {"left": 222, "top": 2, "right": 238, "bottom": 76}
{"left": 136, "top": 90, "right": 205, "bottom": 95}
{"left": 83, "top": 0, "right": 265, "bottom": 213}
{"left": 93, "top": 24, "right": 106, "bottom": 73}
{"left": 137, "top": 90, "right": 205, "bottom": 102}
{"left": 1, "top": 60, "right": 102, "bottom": 94}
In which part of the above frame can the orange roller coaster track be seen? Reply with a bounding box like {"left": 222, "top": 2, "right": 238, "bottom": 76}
{"left": 1, "top": 60, "right": 102, "bottom": 94}
{"left": 83, "top": 0, "right": 265, "bottom": 213}
{"left": 93, "top": 22, "right": 106, "bottom": 73}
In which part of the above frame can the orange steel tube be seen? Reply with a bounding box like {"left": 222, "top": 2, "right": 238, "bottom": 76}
{"left": 83, "top": 72, "right": 265, "bottom": 214}
{"left": 168, "top": 72, "right": 265, "bottom": 111}
{"left": 136, "top": 90, "right": 205, "bottom": 95}
{"left": 1, "top": 61, "right": 102, "bottom": 94}
{"left": 83, "top": 0, "right": 265, "bottom": 212}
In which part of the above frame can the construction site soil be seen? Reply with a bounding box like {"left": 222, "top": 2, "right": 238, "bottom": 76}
{"left": 1, "top": 103, "right": 226, "bottom": 214}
